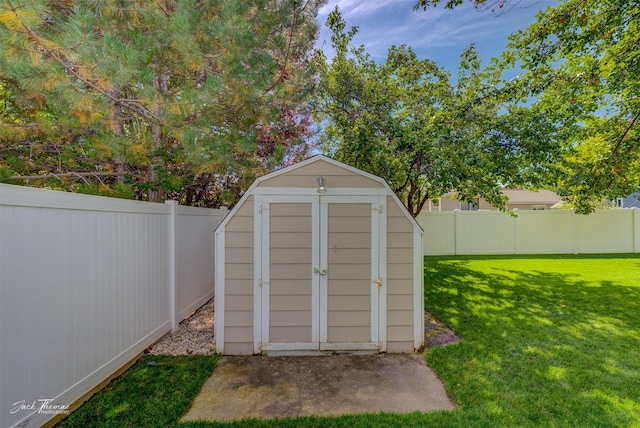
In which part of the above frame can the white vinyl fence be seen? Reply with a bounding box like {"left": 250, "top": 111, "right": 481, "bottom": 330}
{"left": 0, "top": 184, "right": 227, "bottom": 428}
{"left": 418, "top": 209, "right": 640, "bottom": 255}
{"left": 2, "top": 184, "right": 638, "bottom": 428}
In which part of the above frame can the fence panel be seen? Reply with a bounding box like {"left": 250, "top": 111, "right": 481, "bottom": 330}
{"left": 174, "top": 204, "right": 227, "bottom": 323}
{"left": 573, "top": 209, "right": 634, "bottom": 253}
{"left": 514, "top": 210, "right": 573, "bottom": 254}
{"left": 455, "top": 211, "right": 515, "bottom": 255}
{"left": 420, "top": 209, "right": 639, "bottom": 256}
{"left": 0, "top": 184, "right": 226, "bottom": 428}
{"left": 416, "top": 212, "right": 455, "bottom": 255}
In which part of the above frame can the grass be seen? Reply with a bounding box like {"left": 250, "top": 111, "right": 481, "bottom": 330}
{"left": 422, "top": 254, "right": 640, "bottom": 427}
{"left": 57, "top": 254, "right": 640, "bottom": 427}
{"left": 56, "top": 355, "right": 219, "bottom": 428}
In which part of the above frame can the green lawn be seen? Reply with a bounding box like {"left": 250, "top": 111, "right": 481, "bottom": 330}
{"left": 57, "top": 254, "right": 640, "bottom": 427}
{"left": 57, "top": 355, "right": 219, "bottom": 428}
{"left": 422, "top": 254, "right": 640, "bottom": 427}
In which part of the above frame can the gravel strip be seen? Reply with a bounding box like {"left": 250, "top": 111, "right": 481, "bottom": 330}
{"left": 425, "top": 312, "right": 462, "bottom": 348}
{"left": 146, "top": 299, "right": 459, "bottom": 355}
{"left": 146, "top": 299, "right": 215, "bottom": 356}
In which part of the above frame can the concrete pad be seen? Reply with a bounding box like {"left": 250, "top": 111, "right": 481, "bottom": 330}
{"left": 181, "top": 354, "right": 455, "bottom": 422}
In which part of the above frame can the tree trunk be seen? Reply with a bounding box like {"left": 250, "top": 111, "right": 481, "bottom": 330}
{"left": 108, "top": 85, "right": 127, "bottom": 184}
{"left": 147, "top": 72, "right": 169, "bottom": 203}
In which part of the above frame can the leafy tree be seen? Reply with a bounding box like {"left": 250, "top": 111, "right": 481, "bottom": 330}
{"left": 503, "top": 0, "right": 640, "bottom": 213}
{"left": 414, "top": 0, "right": 640, "bottom": 213}
{"left": 314, "top": 8, "right": 564, "bottom": 217}
{"left": 0, "top": 0, "right": 322, "bottom": 205}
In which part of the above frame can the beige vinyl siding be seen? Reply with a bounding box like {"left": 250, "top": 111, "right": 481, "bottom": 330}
{"left": 386, "top": 196, "right": 414, "bottom": 352}
{"left": 388, "top": 231, "right": 413, "bottom": 248}
{"left": 327, "top": 203, "right": 371, "bottom": 343}
{"left": 507, "top": 203, "right": 550, "bottom": 210}
{"left": 224, "top": 196, "right": 254, "bottom": 354}
{"left": 439, "top": 197, "right": 460, "bottom": 211}
{"left": 478, "top": 199, "right": 493, "bottom": 210}
{"left": 269, "top": 203, "right": 313, "bottom": 343}
{"left": 257, "top": 161, "right": 384, "bottom": 188}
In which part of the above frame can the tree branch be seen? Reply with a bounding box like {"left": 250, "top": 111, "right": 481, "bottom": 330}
{"left": 604, "top": 109, "right": 640, "bottom": 188}
{"left": 263, "top": 2, "right": 298, "bottom": 94}
{"left": 10, "top": 171, "right": 141, "bottom": 180}
{"left": 418, "top": 190, "right": 431, "bottom": 214}
{"left": 610, "top": 110, "right": 640, "bottom": 159}
{"left": 5, "top": 0, "right": 160, "bottom": 123}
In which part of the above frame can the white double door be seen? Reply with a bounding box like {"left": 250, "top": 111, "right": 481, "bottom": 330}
{"left": 254, "top": 194, "right": 387, "bottom": 353}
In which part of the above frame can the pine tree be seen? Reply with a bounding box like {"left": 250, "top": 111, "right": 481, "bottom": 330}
{"left": 0, "top": 0, "right": 323, "bottom": 204}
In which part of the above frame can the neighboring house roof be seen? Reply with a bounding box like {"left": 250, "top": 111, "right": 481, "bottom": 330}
{"left": 622, "top": 192, "right": 640, "bottom": 208}
{"left": 501, "top": 189, "right": 562, "bottom": 205}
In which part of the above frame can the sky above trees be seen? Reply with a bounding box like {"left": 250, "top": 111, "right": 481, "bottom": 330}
{"left": 316, "top": 0, "right": 559, "bottom": 73}
{"left": 314, "top": 0, "right": 640, "bottom": 214}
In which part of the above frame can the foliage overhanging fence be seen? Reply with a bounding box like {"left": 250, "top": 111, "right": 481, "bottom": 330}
{"left": 0, "top": 184, "right": 227, "bottom": 428}
{"left": 417, "top": 209, "right": 640, "bottom": 255}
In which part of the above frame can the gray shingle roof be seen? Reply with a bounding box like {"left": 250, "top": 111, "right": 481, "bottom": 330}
{"left": 502, "top": 189, "right": 562, "bottom": 204}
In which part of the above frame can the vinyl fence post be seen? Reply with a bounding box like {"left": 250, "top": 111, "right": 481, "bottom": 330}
{"left": 571, "top": 210, "right": 578, "bottom": 255}
{"left": 166, "top": 200, "right": 178, "bottom": 331}
{"left": 513, "top": 210, "right": 518, "bottom": 255}
{"left": 633, "top": 208, "right": 639, "bottom": 254}
{"left": 454, "top": 210, "right": 460, "bottom": 255}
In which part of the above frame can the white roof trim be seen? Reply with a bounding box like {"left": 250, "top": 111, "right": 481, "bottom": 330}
{"left": 215, "top": 154, "right": 422, "bottom": 233}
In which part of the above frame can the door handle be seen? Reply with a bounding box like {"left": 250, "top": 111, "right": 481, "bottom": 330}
{"left": 313, "top": 267, "right": 327, "bottom": 276}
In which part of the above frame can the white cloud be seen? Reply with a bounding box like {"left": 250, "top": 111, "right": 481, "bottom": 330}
{"left": 316, "top": 0, "right": 555, "bottom": 70}
{"left": 319, "top": 0, "right": 414, "bottom": 19}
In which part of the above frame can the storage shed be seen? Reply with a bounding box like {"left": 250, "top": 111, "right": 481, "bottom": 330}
{"left": 214, "top": 155, "right": 424, "bottom": 355}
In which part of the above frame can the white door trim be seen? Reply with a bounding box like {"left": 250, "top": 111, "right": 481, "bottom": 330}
{"left": 320, "top": 342, "right": 380, "bottom": 351}
{"left": 214, "top": 228, "right": 225, "bottom": 354}
{"left": 376, "top": 195, "right": 388, "bottom": 352}
{"left": 262, "top": 342, "right": 322, "bottom": 351}
{"left": 319, "top": 200, "right": 329, "bottom": 344}
{"left": 319, "top": 195, "right": 385, "bottom": 350}
{"left": 252, "top": 187, "right": 390, "bottom": 196}
{"left": 414, "top": 227, "right": 425, "bottom": 351}
{"left": 258, "top": 195, "right": 319, "bottom": 352}
{"left": 253, "top": 194, "right": 263, "bottom": 354}
{"left": 254, "top": 194, "right": 387, "bottom": 354}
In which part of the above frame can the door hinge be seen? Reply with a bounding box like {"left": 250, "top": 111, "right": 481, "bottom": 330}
{"left": 373, "top": 204, "right": 384, "bottom": 213}
{"left": 373, "top": 277, "right": 383, "bottom": 288}
{"left": 258, "top": 204, "right": 269, "bottom": 213}
{"left": 257, "top": 278, "right": 269, "bottom": 287}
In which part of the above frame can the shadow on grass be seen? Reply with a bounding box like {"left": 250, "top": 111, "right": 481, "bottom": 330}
{"left": 424, "top": 255, "right": 640, "bottom": 427}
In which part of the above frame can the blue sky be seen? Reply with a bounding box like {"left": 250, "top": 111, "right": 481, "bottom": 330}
{"left": 316, "top": 0, "right": 561, "bottom": 75}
